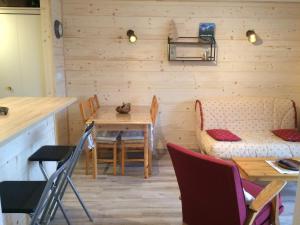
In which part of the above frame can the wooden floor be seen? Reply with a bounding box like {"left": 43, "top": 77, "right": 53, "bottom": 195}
{"left": 53, "top": 152, "right": 297, "bottom": 225}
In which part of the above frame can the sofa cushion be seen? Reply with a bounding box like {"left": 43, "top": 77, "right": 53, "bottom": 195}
{"left": 272, "top": 129, "right": 300, "bottom": 142}
{"left": 197, "top": 130, "right": 300, "bottom": 159}
{"left": 207, "top": 129, "right": 241, "bottom": 141}
{"left": 242, "top": 179, "right": 284, "bottom": 225}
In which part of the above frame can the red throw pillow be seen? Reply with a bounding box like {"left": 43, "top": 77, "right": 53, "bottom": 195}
{"left": 206, "top": 129, "right": 241, "bottom": 141}
{"left": 272, "top": 129, "right": 300, "bottom": 142}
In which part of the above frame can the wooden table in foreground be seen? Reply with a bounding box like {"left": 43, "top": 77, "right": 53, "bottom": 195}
{"left": 233, "top": 158, "right": 300, "bottom": 182}
{"left": 88, "top": 105, "right": 152, "bottom": 178}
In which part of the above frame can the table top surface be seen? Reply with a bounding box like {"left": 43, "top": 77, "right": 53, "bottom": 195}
{"left": 0, "top": 97, "right": 77, "bottom": 146}
{"left": 233, "top": 158, "right": 300, "bottom": 180}
{"left": 89, "top": 105, "right": 152, "bottom": 125}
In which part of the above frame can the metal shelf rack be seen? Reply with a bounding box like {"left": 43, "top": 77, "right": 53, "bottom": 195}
{"left": 168, "top": 36, "right": 216, "bottom": 62}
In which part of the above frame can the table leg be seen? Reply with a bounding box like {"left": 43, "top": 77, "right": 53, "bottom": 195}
{"left": 149, "top": 127, "right": 152, "bottom": 176}
{"left": 92, "top": 146, "right": 98, "bottom": 179}
{"left": 144, "top": 124, "right": 149, "bottom": 179}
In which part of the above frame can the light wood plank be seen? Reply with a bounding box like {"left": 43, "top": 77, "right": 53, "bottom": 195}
{"left": 0, "top": 97, "right": 76, "bottom": 146}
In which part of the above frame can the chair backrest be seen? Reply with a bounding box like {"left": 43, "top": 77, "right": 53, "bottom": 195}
{"left": 79, "top": 98, "right": 93, "bottom": 123}
{"left": 89, "top": 94, "right": 100, "bottom": 114}
{"left": 31, "top": 122, "right": 94, "bottom": 224}
{"left": 30, "top": 154, "right": 71, "bottom": 224}
{"left": 67, "top": 121, "right": 94, "bottom": 177}
{"left": 150, "top": 95, "right": 159, "bottom": 124}
{"left": 167, "top": 143, "right": 247, "bottom": 225}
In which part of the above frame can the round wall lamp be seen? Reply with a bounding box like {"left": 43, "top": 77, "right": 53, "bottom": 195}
{"left": 246, "top": 30, "right": 257, "bottom": 44}
{"left": 127, "top": 30, "right": 137, "bottom": 43}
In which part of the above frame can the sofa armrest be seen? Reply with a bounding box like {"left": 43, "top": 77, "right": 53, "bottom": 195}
{"left": 245, "top": 180, "right": 286, "bottom": 225}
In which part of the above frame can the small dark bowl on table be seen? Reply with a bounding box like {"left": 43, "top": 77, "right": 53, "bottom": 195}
{"left": 116, "top": 103, "right": 131, "bottom": 114}
{"left": 0, "top": 107, "right": 9, "bottom": 116}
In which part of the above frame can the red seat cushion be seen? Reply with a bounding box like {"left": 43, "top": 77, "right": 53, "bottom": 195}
{"left": 272, "top": 129, "right": 300, "bottom": 142}
{"left": 206, "top": 129, "right": 241, "bottom": 141}
{"left": 242, "top": 179, "right": 284, "bottom": 225}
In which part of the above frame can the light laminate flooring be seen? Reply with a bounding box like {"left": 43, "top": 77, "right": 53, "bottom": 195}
{"left": 53, "top": 152, "right": 297, "bottom": 225}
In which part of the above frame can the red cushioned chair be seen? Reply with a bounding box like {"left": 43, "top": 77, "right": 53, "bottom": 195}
{"left": 167, "top": 143, "right": 286, "bottom": 225}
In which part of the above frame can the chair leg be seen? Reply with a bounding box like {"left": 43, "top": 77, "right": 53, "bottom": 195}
{"left": 39, "top": 161, "right": 49, "bottom": 180}
{"left": 113, "top": 143, "right": 117, "bottom": 176}
{"left": 271, "top": 195, "right": 280, "bottom": 225}
{"left": 121, "top": 142, "right": 125, "bottom": 176}
{"left": 56, "top": 199, "right": 72, "bottom": 225}
{"left": 84, "top": 148, "right": 89, "bottom": 175}
{"left": 148, "top": 147, "right": 152, "bottom": 176}
{"left": 92, "top": 147, "right": 97, "bottom": 179}
{"left": 67, "top": 176, "right": 93, "bottom": 222}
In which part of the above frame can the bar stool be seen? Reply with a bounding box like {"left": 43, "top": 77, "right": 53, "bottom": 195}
{"left": 81, "top": 96, "right": 120, "bottom": 176}
{"left": 27, "top": 124, "right": 95, "bottom": 222}
{"left": 1, "top": 122, "right": 94, "bottom": 225}
{"left": 121, "top": 95, "right": 159, "bottom": 176}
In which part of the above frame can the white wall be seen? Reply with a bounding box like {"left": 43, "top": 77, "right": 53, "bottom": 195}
{"left": 0, "top": 116, "right": 56, "bottom": 225}
{"left": 0, "top": 10, "right": 45, "bottom": 97}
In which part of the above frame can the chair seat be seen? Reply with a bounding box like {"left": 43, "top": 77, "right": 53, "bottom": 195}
{"left": 242, "top": 179, "right": 284, "bottom": 225}
{"left": 28, "top": 145, "right": 75, "bottom": 162}
{"left": 121, "top": 130, "right": 144, "bottom": 141}
{"left": 0, "top": 181, "right": 46, "bottom": 214}
{"left": 95, "top": 131, "right": 120, "bottom": 142}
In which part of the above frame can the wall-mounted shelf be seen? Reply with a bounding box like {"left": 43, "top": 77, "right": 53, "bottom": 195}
{"left": 168, "top": 36, "right": 216, "bottom": 62}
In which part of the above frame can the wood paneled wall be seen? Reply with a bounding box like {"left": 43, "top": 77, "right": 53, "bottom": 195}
{"left": 63, "top": 0, "right": 300, "bottom": 149}
{"left": 51, "top": 0, "right": 69, "bottom": 144}
{"left": 41, "top": 0, "right": 69, "bottom": 144}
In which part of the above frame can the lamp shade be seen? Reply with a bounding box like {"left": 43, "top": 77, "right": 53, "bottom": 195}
{"left": 246, "top": 30, "right": 257, "bottom": 44}
{"left": 127, "top": 30, "right": 137, "bottom": 43}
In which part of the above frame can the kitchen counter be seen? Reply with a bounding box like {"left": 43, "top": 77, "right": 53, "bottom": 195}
{"left": 0, "top": 97, "right": 76, "bottom": 225}
{"left": 0, "top": 97, "right": 76, "bottom": 146}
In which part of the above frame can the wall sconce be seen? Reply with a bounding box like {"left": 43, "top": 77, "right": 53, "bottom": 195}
{"left": 127, "top": 30, "right": 137, "bottom": 43}
{"left": 246, "top": 30, "right": 257, "bottom": 44}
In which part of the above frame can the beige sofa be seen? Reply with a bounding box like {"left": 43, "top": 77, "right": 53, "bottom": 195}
{"left": 195, "top": 97, "right": 300, "bottom": 159}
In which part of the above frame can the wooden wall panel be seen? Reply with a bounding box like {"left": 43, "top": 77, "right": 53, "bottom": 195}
{"left": 63, "top": 0, "right": 300, "bottom": 149}
{"left": 49, "top": 0, "right": 69, "bottom": 144}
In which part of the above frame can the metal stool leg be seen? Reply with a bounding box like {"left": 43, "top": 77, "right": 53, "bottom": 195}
{"left": 67, "top": 176, "right": 93, "bottom": 222}
{"left": 57, "top": 198, "right": 72, "bottom": 225}
{"left": 39, "top": 161, "right": 49, "bottom": 180}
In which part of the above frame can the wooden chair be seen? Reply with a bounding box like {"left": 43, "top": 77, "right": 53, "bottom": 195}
{"left": 79, "top": 98, "right": 96, "bottom": 177}
{"left": 80, "top": 97, "right": 120, "bottom": 177}
{"left": 121, "top": 95, "right": 159, "bottom": 176}
{"left": 89, "top": 95, "right": 120, "bottom": 176}
{"left": 90, "top": 94, "right": 100, "bottom": 115}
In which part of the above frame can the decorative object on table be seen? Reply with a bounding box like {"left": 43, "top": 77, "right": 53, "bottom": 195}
{"left": 276, "top": 159, "right": 300, "bottom": 171}
{"left": 0, "top": 106, "right": 9, "bottom": 116}
{"left": 167, "top": 22, "right": 216, "bottom": 62}
{"left": 54, "top": 20, "right": 63, "bottom": 39}
{"left": 116, "top": 103, "right": 131, "bottom": 114}
{"left": 266, "top": 160, "right": 299, "bottom": 175}
{"left": 127, "top": 30, "right": 137, "bottom": 43}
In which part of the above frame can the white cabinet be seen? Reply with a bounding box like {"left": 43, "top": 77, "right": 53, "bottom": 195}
{"left": 0, "top": 12, "right": 44, "bottom": 97}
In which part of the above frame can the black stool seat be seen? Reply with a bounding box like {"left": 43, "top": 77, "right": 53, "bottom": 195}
{"left": 0, "top": 181, "right": 46, "bottom": 214}
{"left": 29, "top": 145, "right": 75, "bottom": 162}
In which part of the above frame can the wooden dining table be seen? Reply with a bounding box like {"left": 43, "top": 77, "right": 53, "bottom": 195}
{"left": 88, "top": 105, "right": 153, "bottom": 178}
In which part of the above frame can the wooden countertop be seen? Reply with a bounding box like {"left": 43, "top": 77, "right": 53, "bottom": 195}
{"left": 0, "top": 97, "right": 77, "bottom": 146}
